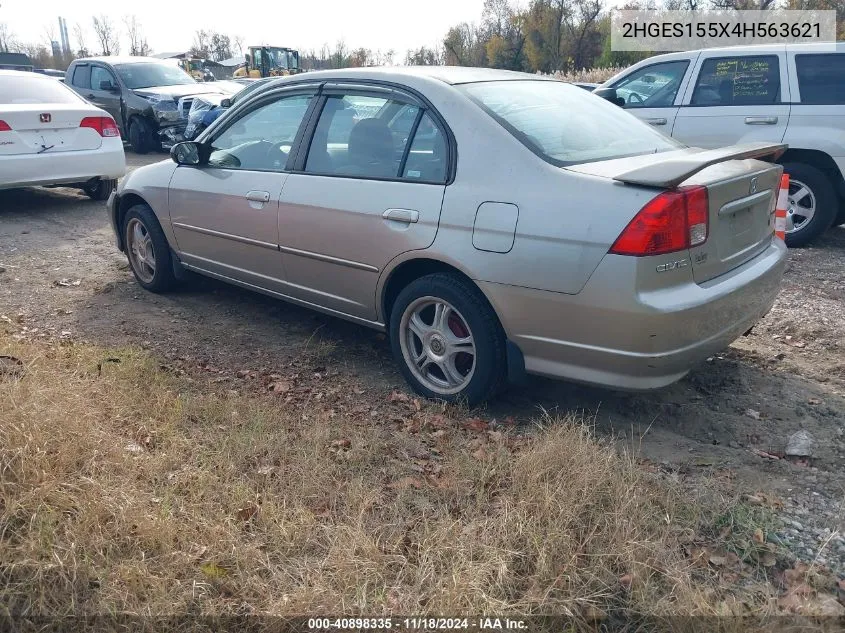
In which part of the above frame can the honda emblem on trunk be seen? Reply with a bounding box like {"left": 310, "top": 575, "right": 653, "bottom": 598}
{"left": 40, "top": 113, "right": 51, "bottom": 123}
{"left": 749, "top": 177, "right": 758, "bottom": 194}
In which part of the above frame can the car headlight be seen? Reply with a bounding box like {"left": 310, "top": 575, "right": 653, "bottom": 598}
{"left": 135, "top": 92, "right": 180, "bottom": 122}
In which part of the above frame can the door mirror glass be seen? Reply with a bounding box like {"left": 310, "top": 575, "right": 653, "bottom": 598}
{"left": 171, "top": 141, "right": 202, "bottom": 166}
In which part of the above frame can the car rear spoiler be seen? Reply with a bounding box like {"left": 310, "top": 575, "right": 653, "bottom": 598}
{"left": 613, "top": 142, "right": 787, "bottom": 189}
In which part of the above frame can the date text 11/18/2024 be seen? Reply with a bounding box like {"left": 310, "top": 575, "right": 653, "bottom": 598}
{"left": 308, "top": 618, "right": 529, "bottom": 630}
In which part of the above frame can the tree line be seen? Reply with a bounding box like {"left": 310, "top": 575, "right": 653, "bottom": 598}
{"left": 2, "top": 0, "right": 842, "bottom": 74}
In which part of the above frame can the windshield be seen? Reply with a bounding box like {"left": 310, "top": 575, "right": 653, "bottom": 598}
{"left": 460, "top": 80, "right": 681, "bottom": 166}
{"left": 0, "top": 74, "right": 82, "bottom": 104}
{"left": 115, "top": 62, "right": 196, "bottom": 89}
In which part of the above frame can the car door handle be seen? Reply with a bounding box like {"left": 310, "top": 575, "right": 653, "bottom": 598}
{"left": 744, "top": 116, "right": 778, "bottom": 125}
{"left": 382, "top": 208, "right": 419, "bottom": 224}
{"left": 645, "top": 117, "right": 667, "bottom": 126}
{"left": 246, "top": 190, "right": 270, "bottom": 203}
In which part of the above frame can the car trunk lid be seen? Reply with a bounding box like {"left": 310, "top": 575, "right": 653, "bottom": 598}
{"left": 0, "top": 104, "right": 103, "bottom": 156}
{"left": 567, "top": 142, "right": 785, "bottom": 283}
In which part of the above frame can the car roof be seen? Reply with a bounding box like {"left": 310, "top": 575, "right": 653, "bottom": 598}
{"left": 72, "top": 56, "right": 165, "bottom": 65}
{"left": 0, "top": 69, "right": 52, "bottom": 78}
{"left": 268, "top": 66, "right": 554, "bottom": 86}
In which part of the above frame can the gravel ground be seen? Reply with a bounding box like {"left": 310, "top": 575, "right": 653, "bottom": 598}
{"left": 1, "top": 151, "right": 845, "bottom": 573}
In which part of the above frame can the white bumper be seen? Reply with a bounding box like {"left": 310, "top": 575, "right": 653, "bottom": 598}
{"left": 0, "top": 141, "right": 126, "bottom": 190}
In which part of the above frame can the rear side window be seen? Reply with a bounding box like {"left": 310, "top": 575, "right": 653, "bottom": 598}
{"left": 796, "top": 54, "right": 845, "bottom": 105}
{"left": 305, "top": 94, "right": 418, "bottom": 179}
{"left": 691, "top": 56, "right": 780, "bottom": 106}
{"left": 71, "top": 65, "right": 91, "bottom": 90}
{"left": 460, "top": 80, "right": 680, "bottom": 166}
{"left": 0, "top": 75, "right": 82, "bottom": 104}
{"left": 402, "top": 112, "right": 448, "bottom": 182}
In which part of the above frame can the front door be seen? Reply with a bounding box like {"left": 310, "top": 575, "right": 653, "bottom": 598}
{"left": 278, "top": 87, "right": 450, "bottom": 321}
{"left": 608, "top": 57, "right": 696, "bottom": 135}
{"left": 88, "top": 64, "right": 123, "bottom": 126}
{"left": 672, "top": 50, "right": 791, "bottom": 149}
{"left": 168, "top": 88, "right": 316, "bottom": 293}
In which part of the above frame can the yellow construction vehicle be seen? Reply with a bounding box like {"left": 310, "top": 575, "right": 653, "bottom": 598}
{"left": 233, "top": 46, "right": 302, "bottom": 79}
{"left": 178, "top": 58, "right": 215, "bottom": 81}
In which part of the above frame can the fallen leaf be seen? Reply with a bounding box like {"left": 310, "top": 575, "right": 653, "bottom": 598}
{"left": 269, "top": 380, "right": 290, "bottom": 393}
{"left": 256, "top": 465, "right": 274, "bottom": 476}
{"left": 388, "top": 390, "right": 409, "bottom": 403}
{"left": 619, "top": 573, "right": 633, "bottom": 590}
{"left": 200, "top": 562, "right": 227, "bottom": 578}
{"left": 709, "top": 551, "right": 728, "bottom": 567}
{"left": 236, "top": 370, "right": 251, "bottom": 378}
{"left": 236, "top": 506, "right": 258, "bottom": 522}
{"left": 753, "top": 528, "right": 765, "bottom": 544}
{"left": 463, "top": 418, "right": 489, "bottom": 432}
{"left": 472, "top": 446, "right": 488, "bottom": 460}
{"left": 331, "top": 438, "right": 351, "bottom": 449}
{"left": 388, "top": 476, "right": 424, "bottom": 490}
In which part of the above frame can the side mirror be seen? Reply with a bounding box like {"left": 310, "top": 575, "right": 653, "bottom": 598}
{"left": 171, "top": 141, "right": 203, "bottom": 166}
{"left": 594, "top": 87, "right": 625, "bottom": 108}
{"left": 100, "top": 80, "right": 118, "bottom": 92}
{"left": 220, "top": 97, "right": 232, "bottom": 108}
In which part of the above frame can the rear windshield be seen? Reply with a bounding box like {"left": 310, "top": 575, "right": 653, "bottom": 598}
{"left": 0, "top": 74, "right": 82, "bottom": 105}
{"left": 459, "top": 80, "right": 681, "bottom": 166}
{"left": 115, "top": 62, "right": 195, "bottom": 89}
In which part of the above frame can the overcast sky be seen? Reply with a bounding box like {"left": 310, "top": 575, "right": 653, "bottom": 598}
{"left": 1, "top": 0, "right": 487, "bottom": 58}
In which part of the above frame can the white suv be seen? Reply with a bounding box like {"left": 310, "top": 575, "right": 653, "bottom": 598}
{"left": 598, "top": 43, "right": 845, "bottom": 246}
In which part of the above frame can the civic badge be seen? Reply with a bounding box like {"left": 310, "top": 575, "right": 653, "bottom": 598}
{"left": 40, "top": 113, "right": 51, "bottom": 123}
{"left": 749, "top": 176, "right": 758, "bottom": 194}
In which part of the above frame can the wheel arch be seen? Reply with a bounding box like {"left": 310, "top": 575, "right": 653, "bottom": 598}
{"left": 115, "top": 193, "right": 152, "bottom": 252}
{"left": 779, "top": 149, "right": 845, "bottom": 201}
{"left": 379, "top": 255, "right": 499, "bottom": 329}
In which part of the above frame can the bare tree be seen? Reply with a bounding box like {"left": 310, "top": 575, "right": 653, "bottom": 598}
{"left": 0, "top": 22, "right": 17, "bottom": 53}
{"left": 232, "top": 35, "right": 245, "bottom": 58}
{"left": 190, "top": 30, "right": 211, "bottom": 58}
{"left": 123, "top": 15, "right": 151, "bottom": 56}
{"left": 332, "top": 39, "right": 348, "bottom": 68}
{"left": 92, "top": 15, "right": 119, "bottom": 55}
{"left": 71, "top": 23, "right": 88, "bottom": 57}
{"left": 210, "top": 32, "right": 232, "bottom": 61}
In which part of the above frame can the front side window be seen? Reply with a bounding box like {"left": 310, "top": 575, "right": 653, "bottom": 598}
{"left": 611, "top": 60, "right": 689, "bottom": 108}
{"left": 691, "top": 56, "right": 780, "bottom": 106}
{"left": 208, "top": 94, "right": 312, "bottom": 172}
{"left": 305, "top": 94, "right": 419, "bottom": 179}
{"left": 461, "top": 80, "right": 681, "bottom": 166}
{"left": 90, "top": 66, "right": 116, "bottom": 91}
{"left": 796, "top": 54, "right": 845, "bottom": 105}
{"left": 115, "top": 62, "right": 195, "bottom": 89}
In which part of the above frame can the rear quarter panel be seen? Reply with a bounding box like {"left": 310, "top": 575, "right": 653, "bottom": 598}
{"left": 421, "top": 86, "right": 662, "bottom": 295}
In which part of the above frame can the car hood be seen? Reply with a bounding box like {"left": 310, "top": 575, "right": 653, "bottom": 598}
{"left": 133, "top": 84, "right": 230, "bottom": 100}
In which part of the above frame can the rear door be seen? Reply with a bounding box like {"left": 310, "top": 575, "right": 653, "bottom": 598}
{"left": 607, "top": 57, "right": 696, "bottom": 133}
{"left": 277, "top": 83, "right": 450, "bottom": 321}
{"left": 673, "top": 48, "right": 791, "bottom": 149}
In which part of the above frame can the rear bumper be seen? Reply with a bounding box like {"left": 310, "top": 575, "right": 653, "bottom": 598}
{"left": 480, "top": 239, "right": 786, "bottom": 391}
{"left": 0, "top": 143, "right": 126, "bottom": 189}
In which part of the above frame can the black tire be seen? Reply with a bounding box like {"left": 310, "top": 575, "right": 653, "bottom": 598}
{"left": 83, "top": 178, "right": 116, "bottom": 201}
{"left": 782, "top": 162, "right": 837, "bottom": 247}
{"left": 122, "top": 204, "right": 175, "bottom": 293}
{"left": 835, "top": 202, "right": 845, "bottom": 227}
{"left": 128, "top": 118, "right": 158, "bottom": 155}
{"left": 389, "top": 273, "right": 507, "bottom": 406}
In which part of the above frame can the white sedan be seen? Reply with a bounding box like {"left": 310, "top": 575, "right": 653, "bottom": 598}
{"left": 0, "top": 70, "right": 125, "bottom": 199}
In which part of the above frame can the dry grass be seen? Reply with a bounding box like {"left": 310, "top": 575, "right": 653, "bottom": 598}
{"left": 541, "top": 67, "right": 623, "bottom": 84}
{"left": 0, "top": 334, "right": 792, "bottom": 626}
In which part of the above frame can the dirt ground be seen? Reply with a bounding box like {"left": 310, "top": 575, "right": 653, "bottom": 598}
{"left": 2, "top": 152, "right": 845, "bottom": 570}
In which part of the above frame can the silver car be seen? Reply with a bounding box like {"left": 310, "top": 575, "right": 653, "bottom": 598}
{"left": 108, "top": 67, "right": 787, "bottom": 404}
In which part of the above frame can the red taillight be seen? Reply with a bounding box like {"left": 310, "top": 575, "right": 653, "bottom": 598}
{"left": 80, "top": 116, "right": 120, "bottom": 138}
{"left": 0, "top": 120, "right": 11, "bottom": 132}
{"left": 609, "top": 185, "right": 709, "bottom": 257}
